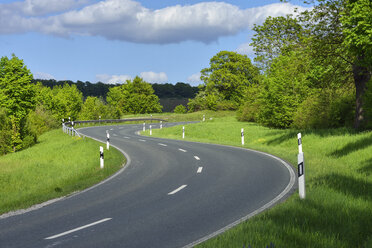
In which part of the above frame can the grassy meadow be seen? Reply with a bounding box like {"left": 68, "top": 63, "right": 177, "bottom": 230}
{"left": 144, "top": 112, "right": 372, "bottom": 248}
{"left": 0, "top": 129, "right": 125, "bottom": 215}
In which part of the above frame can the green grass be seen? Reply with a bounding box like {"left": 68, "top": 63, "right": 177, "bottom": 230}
{"left": 144, "top": 114, "right": 372, "bottom": 248}
{"left": 0, "top": 129, "right": 125, "bottom": 215}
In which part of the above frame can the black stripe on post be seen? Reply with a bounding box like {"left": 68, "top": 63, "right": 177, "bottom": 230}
{"left": 298, "top": 138, "right": 302, "bottom": 146}
{"left": 298, "top": 162, "right": 304, "bottom": 177}
{"left": 100, "top": 151, "right": 104, "bottom": 159}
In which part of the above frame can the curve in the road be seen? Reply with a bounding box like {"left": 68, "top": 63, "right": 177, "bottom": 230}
{"left": 0, "top": 123, "right": 296, "bottom": 248}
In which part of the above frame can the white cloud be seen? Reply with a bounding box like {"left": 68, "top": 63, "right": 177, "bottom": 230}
{"left": 34, "top": 71, "right": 55, "bottom": 80}
{"left": 96, "top": 74, "right": 131, "bottom": 84}
{"left": 236, "top": 42, "right": 254, "bottom": 56}
{"left": 187, "top": 73, "right": 202, "bottom": 85}
{"left": 0, "top": 0, "right": 309, "bottom": 43}
{"left": 140, "top": 71, "right": 168, "bottom": 84}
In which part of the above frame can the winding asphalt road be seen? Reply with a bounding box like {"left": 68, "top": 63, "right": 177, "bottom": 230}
{"left": 0, "top": 123, "right": 296, "bottom": 248}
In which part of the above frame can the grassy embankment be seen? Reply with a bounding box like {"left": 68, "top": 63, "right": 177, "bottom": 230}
{"left": 0, "top": 129, "right": 125, "bottom": 215}
{"left": 144, "top": 111, "right": 372, "bottom": 248}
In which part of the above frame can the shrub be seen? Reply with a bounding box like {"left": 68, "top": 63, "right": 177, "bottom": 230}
{"left": 0, "top": 109, "right": 12, "bottom": 155}
{"left": 173, "top": 104, "right": 187, "bottom": 114}
{"left": 292, "top": 87, "right": 355, "bottom": 129}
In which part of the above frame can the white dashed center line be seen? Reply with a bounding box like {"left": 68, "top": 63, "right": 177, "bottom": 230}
{"left": 178, "top": 148, "right": 187, "bottom": 152}
{"left": 197, "top": 167, "right": 203, "bottom": 173}
{"left": 123, "top": 136, "right": 130, "bottom": 139}
{"left": 194, "top": 156, "right": 200, "bottom": 160}
{"left": 158, "top": 143, "right": 167, "bottom": 147}
{"left": 168, "top": 185, "right": 187, "bottom": 195}
{"left": 139, "top": 139, "right": 146, "bottom": 142}
{"left": 44, "top": 218, "right": 112, "bottom": 240}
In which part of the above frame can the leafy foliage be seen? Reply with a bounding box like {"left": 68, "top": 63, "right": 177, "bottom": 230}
{"left": 201, "top": 51, "right": 260, "bottom": 105}
{"left": 173, "top": 104, "right": 187, "bottom": 114}
{"left": 107, "top": 76, "right": 162, "bottom": 115}
{"left": 0, "top": 55, "right": 36, "bottom": 151}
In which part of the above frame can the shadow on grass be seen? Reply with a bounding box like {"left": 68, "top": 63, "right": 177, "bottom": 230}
{"left": 264, "top": 128, "right": 357, "bottom": 146}
{"left": 315, "top": 173, "right": 372, "bottom": 202}
{"left": 262, "top": 172, "right": 372, "bottom": 247}
{"left": 358, "top": 158, "right": 372, "bottom": 176}
{"left": 329, "top": 136, "right": 372, "bottom": 158}
{"left": 267, "top": 197, "right": 372, "bottom": 247}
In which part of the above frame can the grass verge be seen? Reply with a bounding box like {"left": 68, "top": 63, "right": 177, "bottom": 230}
{"left": 0, "top": 129, "right": 125, "bottom": 215}
{"left": 144, "top": 114, "right": 372, "bottom": 248}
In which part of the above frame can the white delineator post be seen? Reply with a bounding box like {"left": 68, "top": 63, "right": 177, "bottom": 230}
{"left": 100, "top": 146, "right": 104, "bottom": 169}
{"left": 241, "top": 128, "right": 244, "bottom": 145}
{"left": 150, "top": 125, "right": 152, "bottom": 135}
{"left": 203, "top": 115, "right": 205, "bottom": 122}
{"left": 106, "top": 132, "right": 110, "bottom": 150}
{"left": 182, "top": 126, "right": 185, "bottom": 139}
{"left": 143, "top": 123, "right": 145, "bottom": 132}
{"left": 160, "top": 121, "right": 162, "bottom": 129}
{"left": 298, "top": 133, "right": 305, "bottom": 199}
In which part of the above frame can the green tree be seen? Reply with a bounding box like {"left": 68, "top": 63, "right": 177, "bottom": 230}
{"left": 256, "top": 51, "right": 311, "bottom": 128}
{"left": 251, "top": 15, "right": 305, "bottom": 71}
{"left": 200, "top": 51, "right": 260, "bottom": 106}
{"left": 0, "top": 109, "right": 12, "bottom": 155}
{"left": 173, "top": 104, "right": 187, "bottom": 114}
{"left": 300, "top": 0, "right": 371, "bottom": 129}
{"left": 79, "top": 96, "right": 115, "bottom": 120}
{"left": 50, "top": 84, "right": 83, "bottom": 121}
{"left": 0, "top": 55, "right": 36, "bottom": 151}
{"left": 107, "top": 76, "right": 162, "bottom": 115}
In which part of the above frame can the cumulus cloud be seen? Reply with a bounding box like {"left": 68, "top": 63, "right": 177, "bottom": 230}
{"left": 140, "top": 71, "right": 168, "bottom": 84}
{"left": 96, "top": 74, "right": 131, "bottom": 84}
{"left": 0, "top": 0, "right": 309, "bottom": 43}
{"left": 187, "top": 72, "right": 202, "bottom": 85}
{"left": 236, "top": 42, "right": 255, "bottom": 56}
{"left": 34, "top": 71, "right": 55, "bottom": 80}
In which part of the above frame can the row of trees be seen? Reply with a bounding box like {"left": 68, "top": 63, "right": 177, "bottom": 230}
{"left": 0, "top": 55, "right": 163, "bottom": 155}
{"left": 33, "top": 79, "right": 199, "bottom": 100}
{"left": 189, "top": 0, "right": 371, "bottom": 130}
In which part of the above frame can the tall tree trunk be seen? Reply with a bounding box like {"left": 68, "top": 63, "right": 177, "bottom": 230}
{"left": 353, "top": 59, "right": 371, "bottom": 130}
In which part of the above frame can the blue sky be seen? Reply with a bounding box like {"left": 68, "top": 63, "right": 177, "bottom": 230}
{"left": 0, "top": 0, "right": 308, "bottom": 86}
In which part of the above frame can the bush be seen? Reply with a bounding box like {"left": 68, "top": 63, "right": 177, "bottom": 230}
{"left": 237, "top": 84, "right": 261, "bottom": 122}
{"left": 173, "top": 105, "right": 187, "bottom": 114}
{"left": 292, "top": 87, "right": 355, "bottom": 129}
{"left": 0, "top": 109, "right": 12, "bottom": 155}
{"left": 27, "top": 105, "right": 59, "bottom": 136}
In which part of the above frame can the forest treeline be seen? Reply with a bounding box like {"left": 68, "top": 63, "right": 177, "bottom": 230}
{"left": 31, "top": 79, "right": 199, "bottom": 100}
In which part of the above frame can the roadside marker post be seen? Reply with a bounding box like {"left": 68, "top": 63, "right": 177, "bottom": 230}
{"left": 150, "top": 125, "right": 152, "bottom": 135}
{"left": 160, "top": 121, "right": 162, "bottom": 129}
{"left": 143, "top": 123, "right": 145, "bottom": 132}
{"left": 106, "top": 132, "right": 110, "bottom": 150}
{"left": 241, "top": 128, "right": 244, "bottom": 145}
{"left": 100, "top": 146, "right": 104, "bottom": 169}
{"left": 71, "top": 121, "right": 74, "bottom": 136}
{"left": 203, "top": 115, "right": 205, "bottom": 122}
{"left": 297, "top": 133, "right": 306, "bottom": 199}
{"left": 182, "top": 126, "right": 185, "bottom": 139}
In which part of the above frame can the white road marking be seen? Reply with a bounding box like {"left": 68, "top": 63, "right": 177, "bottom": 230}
{"left": 158, "top": 143, "right": 167, "bottom": 147}
{"left": 168, "top": 185, "right": 187, "bottom": 195}
{"left": 194, "top": 156, "right": 200, "bottom": 160}
{"left": 178, "top": 148, "right": 187, "bottom": 152}
{"left": 44, "top": 218, "right": 112, "bottom": 240}
{"left": 197, "top": 167, "right": 203, "bottom": 173}
{"left": 110, "top": 128, "right": 113, "bottom": 131}
{"left": 139, "top": 139, "right": 146, "bottom": 142}
{"left": 123, "top": 136, "right": 130, "bottom": 139}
